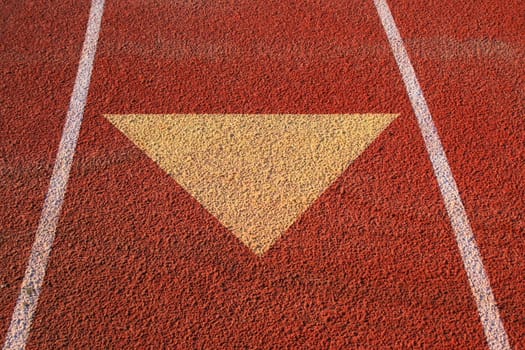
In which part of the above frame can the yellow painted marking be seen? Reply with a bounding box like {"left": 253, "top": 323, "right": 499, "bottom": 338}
{"left": 105, "top": 114, "right": 398, "bottom": 255}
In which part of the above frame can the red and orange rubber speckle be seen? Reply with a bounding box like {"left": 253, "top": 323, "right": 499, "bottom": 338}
{"left": 1, "top": 0, "right": 523, "bottom": 348}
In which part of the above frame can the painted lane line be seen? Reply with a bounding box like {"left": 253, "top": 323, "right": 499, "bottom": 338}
{"left": 372, "top": 1, "right": 511, "bottom": 349}
{"left": 2, "top": 1, "right": 105, "bottom": 349}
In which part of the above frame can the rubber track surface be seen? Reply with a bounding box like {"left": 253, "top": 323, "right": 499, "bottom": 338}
{"left": 1, "top": 1, "right": 523, "bottom": 348}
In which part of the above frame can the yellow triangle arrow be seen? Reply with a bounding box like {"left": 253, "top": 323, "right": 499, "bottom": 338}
{"left": 105, "top": 114, "right": 398, "bottom": 255}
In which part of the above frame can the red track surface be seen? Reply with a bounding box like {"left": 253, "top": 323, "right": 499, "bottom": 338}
{"left": 1, "top": 0, "right": 523, "bottom": 348}
{"left": 0, "top": 0, "right": 91, "bottom": 340}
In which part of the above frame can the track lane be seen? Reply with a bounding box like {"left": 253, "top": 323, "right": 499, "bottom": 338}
{"left": 26, "top": 1, "right": 489, "bottom": 348}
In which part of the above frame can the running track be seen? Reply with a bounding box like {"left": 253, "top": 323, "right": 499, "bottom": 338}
{"left": 1, "top": 1, "right": 524, "bottom": 348}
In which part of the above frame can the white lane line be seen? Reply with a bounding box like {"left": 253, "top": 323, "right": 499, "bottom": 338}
{"left": 372, "top": 1, "right": 511, "bottom": 349}
{"left": 2, "top": 1, "right": 105, "bottom": 349}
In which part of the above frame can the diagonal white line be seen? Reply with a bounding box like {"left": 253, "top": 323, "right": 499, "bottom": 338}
{"left": 2, "top": 1, "right": 105, "bottom": 349}
{"left": 372, "top": 0, "right": 511, "bottom": 349}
